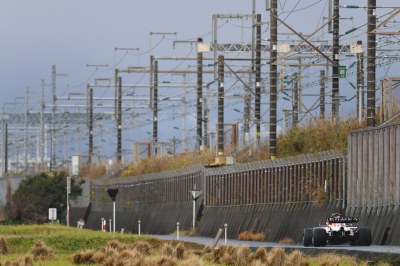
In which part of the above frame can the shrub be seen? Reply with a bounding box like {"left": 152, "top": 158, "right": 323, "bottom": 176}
{"left": 285, "top": 250, "right": 304, "bottom": 266}
{"left": 132, "top": 240, "right": 151, "bottom": 255}
{"left": 31, "top": 241, "right": 55, "bottom": 260}
{"left": 251, "top": 247, "right": 268, "bottom": 263}
{"left": 267, "top": 247, "right": 286, "bottom": 266}
{"left": 278, "top": 237, "right": 295, "bottom": 245}
{"left": 237, "top": 231, "right": 265, "bottom": 241}
{"left": 0, "top": 237, "right": 8, "bottom": 255}
{"left": 72, "top": 250, "right": 96, "bottom": 264}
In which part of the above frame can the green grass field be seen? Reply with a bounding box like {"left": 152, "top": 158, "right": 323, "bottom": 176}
{"left": 0, "top": 224, "right": 391, "bottom": 266}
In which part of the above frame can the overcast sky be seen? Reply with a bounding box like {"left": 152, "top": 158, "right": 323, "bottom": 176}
{"left": 1, "top": 1, "right": 399, "bottom": 161}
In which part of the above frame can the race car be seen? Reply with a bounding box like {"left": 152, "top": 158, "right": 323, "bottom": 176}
{"left": 303, "top": 213, "right": 371, "bottom": 247}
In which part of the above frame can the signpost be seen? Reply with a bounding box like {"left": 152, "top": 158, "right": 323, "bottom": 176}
{"left": 107, "top": 188, "right": 119, "bottom": 232}
{"left": 339, "top": 66, "right": 347, "bottom": 78}
{"left": 191, "top": 187, "right": 202, "bottom": 230}
{"left": 48, "top": 208, "right": 57, "bottom": 223}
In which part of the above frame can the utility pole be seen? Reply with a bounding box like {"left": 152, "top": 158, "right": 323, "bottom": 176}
{"left": 292, "top": 73, "right": 299, "bottom": 127}
{"left": 244, "top": 72, "right": 251, "bottom": 148}
{"left": 320, "top": 70, "right": 326, "bottom": 120}
{"left": 332, "top": 0, "right": 340, "bottom": 122}
{"left": 255, "top": 14, "right": 262, "bottom": 145}
{"left": 88, "top": 84, "right": 93, "bottom": 165}
{"left": 117, "top": 77, "right": 122, "bottom": 162}
{"left": 196, "top": 38, "right": 203, "bottom": 151}
{"left": 3, "top": 122, "right": 7, "bottom": 174}
{"left": 24, "top": 87, "right": 29, "bottom": 173}
{"left": 204, "top": 83, "right": 210, "bottom": 149}
{"left": 270, "top": 0, "right": 278, "bottom": 159}
{"left": 367, "top": 0, "right": 376, "bottom": 127}
{"left": 217, "top": 55, "right": 224, "bottom": 158}
{"left": 51, "top": 65, "right": 56, "bottom": 171}
{"left": 297, "top": 57, "right": 303, "bottom": 114}
{"left": 153, "top": 60, "right": 158, "bottom": 155}
{"left": 40, "top": 80, "right": 45, "bottom": 166}
{"left": 356, "top": 40, "right": 365, "bottom": 123}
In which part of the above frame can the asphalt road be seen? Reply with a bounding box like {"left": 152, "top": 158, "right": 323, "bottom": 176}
{"left": 154, "top": 235, "right": 400, "bottom": 261}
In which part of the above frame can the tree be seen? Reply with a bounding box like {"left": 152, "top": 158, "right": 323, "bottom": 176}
{"left": 9, "top": 171, "right": 82, "bottom": 223}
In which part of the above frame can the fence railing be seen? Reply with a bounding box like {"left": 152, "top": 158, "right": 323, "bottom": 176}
{"left": 348, "top": 122, "right": 400, "bottom": 210}
{"left": 204, "top": 150, "right": 345, "bottom": 207}
{"left": 92, "top": 150, "right": 346, "bottom": 210}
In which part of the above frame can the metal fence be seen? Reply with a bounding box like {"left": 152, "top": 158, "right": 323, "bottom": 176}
{"left": 92, "top": 166, "right": 203, "bottom": 211}
{"left": 204, "top": 150, "right": 345, "bottom": 207}
{"left": 347, "top": 122, "right": 400, "bottom": 210}
{"left": 92, "top": 150, "right": 346, "bottom": 210}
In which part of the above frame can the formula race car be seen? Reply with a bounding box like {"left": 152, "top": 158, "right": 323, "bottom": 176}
{"left": 303, "top": 213, "right": 371, "bottom": 247}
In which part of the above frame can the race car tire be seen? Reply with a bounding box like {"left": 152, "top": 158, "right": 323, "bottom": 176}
{"left": 303, "top": 228, "right": 313, "bottom": 247}
{"left": 313, "top": 228, "right": 327, "bottom": 247}
{"left": 358, "top": 227, "right": 371, "bottom": 246}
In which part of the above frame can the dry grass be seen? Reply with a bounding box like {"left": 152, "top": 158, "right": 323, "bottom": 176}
{"left": 315, "top": 253, "right": 356, "bottom": 266}
{"left": 117, "top": 119, "right": 361, "bottom": 177}
{"left": 72, "top": 250, "right": 96, "bottom": 264}
{"left": 122, "top": 150, "right": 214, "bottom": 177}
{"left": 278, "top": 237, "right": 296, "bottom": 245}
{"left": 131, "top": 240, "right": 151, "bottom": 255}
{"left": 277, "top": 119, "right": 362, "bottom": 158}
{"left": 251, "top": 247, "right": 268, "bottom": 263}
{"left": 237, "top": 231, "right": 265, "bottom": 241}
{"left": 30, "top": 241, "right": 55, "bottom": 260}
{"left": 267, "top": 247, "right": 286, "bottom": 266}
{"left": 79, "top": 164, "right": 106, "bottom": 179}
{"left": 3, "top": 255, "right": 34, "bottom": 266}
{"left": 0, "top": 237, "right": 8, "bottom": 255}
{"left": 177, "top": 255, "right": 204, "bottom": 266}
{"left": 286, "top": 250, "right": 306, "bottom": 266}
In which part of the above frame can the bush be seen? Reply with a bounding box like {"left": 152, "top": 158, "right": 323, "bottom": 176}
{"left": 237, "top": 231, "right": 265, "bottom": 241}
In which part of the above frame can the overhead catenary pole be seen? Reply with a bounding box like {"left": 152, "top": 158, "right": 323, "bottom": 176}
{"left": 320, "top": 70, "right": 326, "bottom": 120}
{"left": 270, "top": 0, "right": 278, "bottom": 159}
{"left": 356, "top": 40, "right": 365, "bottom": 123}
{"left": 244, "top": 72, "right": 251, "bottom": 148}
{"left": 153, "top": 60, "right": 158, "bottom": 155}
{"left": 255, "top": 14, "right": 262, "bottom": 145}
{"left": 24, "top": 87, "right": 29, "bottom": 173}
{"left": 4, "top": 122, "right": 7, "bottom": 174}
{"left": 297, "top": 57, "right": 303, "bottom": 113}
{"left": 367, "top": 0, "right": 376, "bottom": 127}
{"left": 117, "top": 77, "right": 122, "bottom": 162}
{"left": 51, "top": 65, "right": 56, "bottom": 171}
{"left": 88, "top": 84, "right": 93, "bottom": 165}
{"left": 332, "top": 0, "right": 340, "bottom": 122}
{"left": 217, "top": 55, "right": 224, "bottom": 158}
{"left": 196, "top": 38, "right": 203, "bottom": 151}
{"left": 40, "top": 80, "right": 45, "bottom": 166}
{"left": 292, "top": 73, "right": 299, "bottom": 127}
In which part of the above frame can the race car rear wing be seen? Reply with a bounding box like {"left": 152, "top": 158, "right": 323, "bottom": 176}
{"left": 327, "top": 217, "right": 358, "bottom": 223}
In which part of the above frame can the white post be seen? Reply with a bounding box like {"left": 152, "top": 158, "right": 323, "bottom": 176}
{"left": 192, "top": 199, "right": 196, "bottom": 230}
{"left": 109, "top": 219, "right": 112, "bottom": 232}
{"left": 113, "top": 201, "right": 116, "bottom": 233}
{"left": 67, "top": 176, "right": 71, "bottom": 227}
{"left": 224, "top": 223, "right": 228, "bottom": 244}
{"left": 138, "top": 220, "right": 141, "bottom": 235}
{"left": 67, "top": 192, "right": 69, "bottom": 227}
{"left": 177, "top": 222, "right": 180, "bottom": 241}
{"left": 101, "top": 218, "right": 105, "bottom": 232}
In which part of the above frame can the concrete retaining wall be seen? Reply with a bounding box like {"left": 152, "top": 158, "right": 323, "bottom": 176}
{"left": 76, "top": 200, "right": 203, "bottom": 234}
{"left": 196, "top": 202, "right": 342, "bottom": 243}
